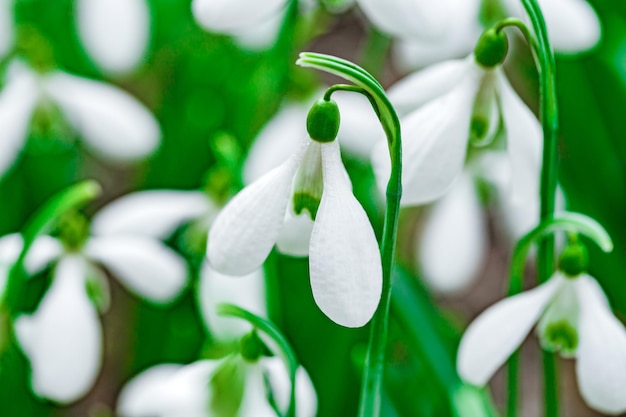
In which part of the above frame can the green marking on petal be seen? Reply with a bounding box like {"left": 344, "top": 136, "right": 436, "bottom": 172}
{"left": 541, "top": 319, "right": 579, "bottom": 356}
{"left": 293, "top": 192, "right": 320, "bottom": 220}
{"left": 292, "top": 141, "right": 324, "bottom": 220}
{"left": 209, "top": 357, "right": 246, "bottom": 417}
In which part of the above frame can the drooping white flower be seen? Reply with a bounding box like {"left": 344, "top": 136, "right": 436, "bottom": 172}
{"left": 13, "top": 213, "right": 187, "bottom": 403}
{"left": 359, "top": 0, "right": 600, "bottom": 69}
{"left": 76, "top": 0, "right": 151, "bottom": 74}
{"left": 117, "top": 355, "right": 317, "bottom": 417}
{"left": 457, "top": 272, "right": 626, "bottom": 415}
{"left": 208, "top": 122, "right": 382, "bottom": 327}
{"left": 0, "top": 59, "right": 160, "bottom": 179}
{"left": 372, "top": 50, "right": 542, "bottom": 208}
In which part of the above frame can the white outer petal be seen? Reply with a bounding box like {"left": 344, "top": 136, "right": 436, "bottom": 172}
{"left": 262, "top": 357, "right": 318, "bottom": 417}
{"left": 198, "top": 263, "right": 267, "bottom": 341}
{"left": 0, "top": 64, "right": 39, "bottom": 178}
{"left": 192, "top": 0, "right": 287, "bottom": 33}
{"left": 417, "top": 171, "right": 486, "bottom": 293}
{"left": 76, "top": 0, "right": 150, "bottom": 74}
{"left": 208, "top": 143, "right": 307, "bottom": 275}
{"left": 357, "top": 0, "right": 472, "bottom": 40}
{"left": 334, "top": 90, "right": 385, "bottom": 159}
{"left": 374, "top": 64, "right": 482, "bottom": 206}
{"left": 309, "top": 141, "right": 382, "bottom": 328}
{"left": 497, "top": 70, "right": 542, "bottom": 204}
{"left": 388, "top": 58, "right": 471, "bottom": 116}
{"left": 231, "top": 7, "right": 284, "bottom": 51}
{"left": 91, "top": 190, "right": 212, "bottom": 239}
{"left": 15, "top": 255, "right": 102, "bottom": 403}
{"left": 43, "top": 71, "right": 160, "bottom": 161}
{"left": 237, "top": 362, "right": 281, "bottom": 417}
{"left": 575, "top": 275, "right": 626, "bottom": 414}
{"left": 243, "top": 103, "right": 307, "bottom": 184}
{"left": 116, "top": 364, "right": 182, "bottom": 417}
{"left": 86, "top": 236, "right": 187, "bottom": 303}
{"left": 25, "top": 236, "right": 64, "bottom": 274}
{"left": 457, "top": 275, "right": 563, "bottom": 386}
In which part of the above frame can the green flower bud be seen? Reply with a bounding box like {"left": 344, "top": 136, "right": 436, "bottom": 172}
{"left": 306, "top": 98, "right": 340, "bottom": 143}
{"left": 473, "top": 27, "right": 508, "bottom": 68}
{"left": 558, "top": 241, "right": 589, "bottom": 278}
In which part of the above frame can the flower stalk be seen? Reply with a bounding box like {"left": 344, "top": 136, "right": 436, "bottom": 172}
{"left": 296, "top": 52, "right": 402, "bottom": 417}
{"left": 512, "top": 2, "right": 559, "bottom": 415}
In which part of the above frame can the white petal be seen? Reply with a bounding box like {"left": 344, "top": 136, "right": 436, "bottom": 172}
{"left": 76, "top": 0, "right": 150, "bottom": 74}
{"left": 236, "top": 362, "right": 279, "bottom": 417}
{"left": 388, "top": 58, "right": 471, "bottom": 116}
{"left": 374, "top": 65, "right": 482, "bottom": 206}
{"left": 0, "top": 0, "right": 13, "bottom": 58}
{"left": 334, "top": 90, "right": 385, "bottom": 159}
{"left": 91, "top": 190, "right": 213, "bottom": 239}
{"left": 231, "top": 8, "right": 284, "bottom": 51}
{"left": 208, "top": 143, "right": 306, "bottom": 275}
{"left": 417, "top": 171, "right": 486, "bottom": 293}
{"left": 497, "top": 70, "right": 543, "bottom": 204}
{"left": 117, "top": 364, "right": 182, "bottom": 417}
{"left": 192, "top": 0, "right": 287, "bottom": 33}
{"left": 43, "top": 71, "right": 160, "bottom": 161}
{"left": 575, "top": 275, "right": 626, "bottom": 414}
{"left": 393, "top": 22, "right": 482, "bottom": 70}
{"left": 262, "top": 357, "right": 318, "bottom": 417}
{"left": 457, "top": 275, "right": 562, "bottom": 386}
{"left": 25, "top": 236, "right": 64, "bottom": 274}
{"left": 309, "top": 141, "right": 382, "bottom": 328}
{"left": 0, "top": 64, "right": 39, "bottom": 178}
{"left": 86, "top": 236, "right": 187, "bottom": 303}
{"left": 357, "top": 0, "right": 475, "bottom": 40}
{"left": 243, "top": 103, "right": 307, "bottom": 185}
{"left": 275, "top": 212, "right": 314, "bottom": 257}
{"left": 15, "top": 255, "right": 102, "bottom": 403}
{"left": 198, "top": 263, "right": 267, "bottom": 341}
{"left": 540, "top": 0, "right": 601, "bottom": 53}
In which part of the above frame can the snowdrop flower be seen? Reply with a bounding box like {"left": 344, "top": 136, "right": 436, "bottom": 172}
{"left": 359, "top": 0, "right": 601, "bottom": 69}
{"left": 13, "top": 212, "right": 187, "bottom": 403}
{"left": 457, "top": 243, "right": 626, "bottom": 415}
{"left": 208, "top": 98, "right": 382, "bottom": 328}
{"left": 117, "top": 354, "right": 317, "bottom": 417}
{"left": 0, "top": 59, "right": 160, "bottom": 178}
{"left": 192, "top": 0, "right": 288, "bottom": 51}
{"left": 76, "top": 0, "right": 151, "bottom": 74}
{"left": 372, "top": 28, "right": 542, "bottom": 208}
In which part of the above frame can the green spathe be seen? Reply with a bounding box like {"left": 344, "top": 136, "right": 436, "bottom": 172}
{"left": 306, "top": 98, "right": 340, "bottom": 143}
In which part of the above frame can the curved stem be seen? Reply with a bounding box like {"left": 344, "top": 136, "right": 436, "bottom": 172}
{"left": 297, "top": 53, "right": 402, "bottom": 417}
{"left": 494, "top": 17, "right": 540, "bottom": 60}
{"left": 515, "top": 2, "right": 559, "bottom": 416}
{"left": 217, "top": 303, "right": 299, "bottom": 417}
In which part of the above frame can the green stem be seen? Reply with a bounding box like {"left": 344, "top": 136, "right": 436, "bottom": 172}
{"left": 217, "top": 303, "right": 299, "bottom": 417}
{"left": 493, "top": 18, "right": 540, "bottom": 60}
{"left": 296, "top": 53, "right": 402, "bottom": 417}
{"left": 517, "top": 2, "right": 559, "bottom": 415}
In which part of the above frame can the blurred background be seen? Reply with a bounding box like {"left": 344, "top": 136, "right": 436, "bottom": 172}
{"left": 0, "top": 0, "right": 625, "bottom": 416}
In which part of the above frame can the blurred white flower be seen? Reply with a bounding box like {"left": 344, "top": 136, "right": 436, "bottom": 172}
{"left": 12, "top": 212, "right": 187, "bottom": 403}
{"left": 358, "top": 0, "right": 601, "bottom": 69}
{"left": 208, "top": 135, "right": 382, "bottom": 328}
{"left": 457, "top": 271, "right": 626, "bottom": 415}
{"left": 117, "top": 355, "right": 317, "bottom": 417}
{"left": 0, "top": 60, "right": 160, "bottom": 178}
{"left": 192, "top": 0, "right": 288, "bottom": 51}
{"left": 372, "top": 54, "right": 542, "bottom": 207}
{"left": 76, "top": 0, "right": 150, "bottom": 74}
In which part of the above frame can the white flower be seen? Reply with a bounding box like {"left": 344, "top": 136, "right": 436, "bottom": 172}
{"left": 0, "top": 60, "right": 160, "bottom": 178}
{"left": 12, "top": 213, "right": 187, "bottom": 403}
{"left": 117, "top": 356, "right": 317, "bottom": 417}
{"left": 372, "top": 54, "right": 542, "bottom": 207}
{"left": 192, "top": 0, "right": 288, "bottom": 51}
{"left": 457, "top": 272, "right": 626, "bottom": 415}
{"left": 76, "top": 0, "right": 150, "bottom": 74}
{"left": 358, "top": 0, "right": 601, "bottom": 68}
{"left": 208, "top": 134, "right": 382, "bottom": 328}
